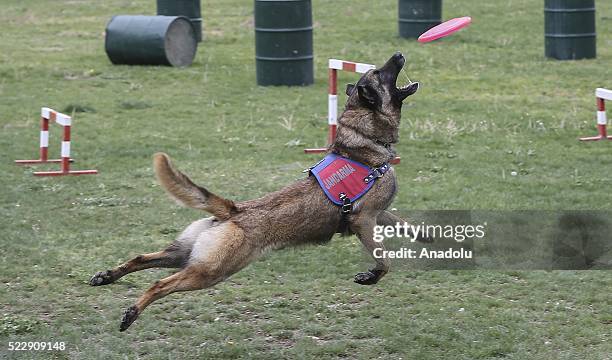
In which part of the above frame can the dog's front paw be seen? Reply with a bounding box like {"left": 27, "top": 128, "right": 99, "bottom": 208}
{"left": 89, "top": 270, "right": 114, "bottom": 286}
{"left": 120, "top": 305, "right": 139, "bottom": 332}
{"left": 354, "top": 270, "right": 382, "bottom": 285}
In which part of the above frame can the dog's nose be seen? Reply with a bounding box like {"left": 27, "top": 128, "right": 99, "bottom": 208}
{"left": 393, "top": 51, "right": 403, "bottom": 59}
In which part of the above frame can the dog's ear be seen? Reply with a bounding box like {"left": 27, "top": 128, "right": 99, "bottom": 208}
{"left": 346, "top": 83, "right": 355, "bottom": 96}
{"left": 357, "top": 84, "right": 378, "bottom": 107}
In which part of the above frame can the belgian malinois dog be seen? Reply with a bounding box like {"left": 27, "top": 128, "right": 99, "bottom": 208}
{"left": 90, "top": 52, "right": 420, "bottom": 331}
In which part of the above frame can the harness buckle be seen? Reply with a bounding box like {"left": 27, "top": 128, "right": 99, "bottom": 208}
{"left": 338, "top": 193, "right": 352, "bottom": 214}
{"left": 364, "top": 167, "right": 384, "bottom": 183}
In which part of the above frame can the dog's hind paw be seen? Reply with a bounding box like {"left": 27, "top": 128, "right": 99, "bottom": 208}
{"left": 89, "top": 270, "right": 114, "bottom": 286}
{"left": 119, "top": 305, "right": 139, "bottom": 332}
{"left": 354, "top": 271, "right": 381, "bottom": 285}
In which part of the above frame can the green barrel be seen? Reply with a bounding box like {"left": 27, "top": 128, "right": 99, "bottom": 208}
{"left": 398, "top": 0, "right": 442, "bottom": 39}
{"left": 545, "top": 0, "right": 596, "bottom": 60}
{"left": 254, "top": 0, "right": 313, "bottom": 86}
{"left": 105, "top": 15, "right": 197, "bottom": 67}
{"left": 157, "top": 0, "right": 202, "bottom": 42}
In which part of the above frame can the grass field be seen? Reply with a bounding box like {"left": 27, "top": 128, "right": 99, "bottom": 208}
{"left": 1, "top": 0, "right": 611, "bottom": 358}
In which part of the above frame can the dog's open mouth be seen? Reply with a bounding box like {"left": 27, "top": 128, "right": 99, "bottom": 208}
{"left": 382, "top": 52, "right": 417, "bottom": 95}
{"left": 398, "top": 83, "right": 414, "bottom": 90}
{"left": 393, "top": 54, "right": 419, "bottom": 101}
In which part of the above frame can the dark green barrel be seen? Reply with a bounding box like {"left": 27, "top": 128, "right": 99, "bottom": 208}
{"left": 157, "top": 0, "right": 202, "bottom": 42}
{"left": 254, "top": 0, "right": 313, "bottom": 86}
{"left": 545, "top": 0, "right": 596, "bottom": 60}
{"left": 105, "top": 16, "right": 197, "bottom": 67}
{"left": 398, "top": 0, "right": 442, "bottom": 39}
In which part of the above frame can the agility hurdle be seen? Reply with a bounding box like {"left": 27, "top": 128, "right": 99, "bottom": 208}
{"left": 580, "top": 88, "right": 612, "bottom": 141}
{"left": 15, "top": 108, "right": 98, "bottom": 176}
{"left": 304, "top": 58, "right": 400, "bottom": 164}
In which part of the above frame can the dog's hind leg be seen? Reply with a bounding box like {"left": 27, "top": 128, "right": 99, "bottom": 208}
{"left": 119, "top": 221, "right": 251, "bottom": 331}
{"left": 119, "top": 265, "right": 218, "bottom": 331}
{"left": 89, "top": 243, "right": 188, "bottom": 286}
{"left": 89, "top": 217, "right": 216, "bottom": 286}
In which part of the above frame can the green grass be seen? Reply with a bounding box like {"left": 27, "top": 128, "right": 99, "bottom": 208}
{"left": 1, "top": 0, "right": 611, "bottom": 358}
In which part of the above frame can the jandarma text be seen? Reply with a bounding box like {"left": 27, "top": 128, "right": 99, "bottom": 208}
{"left": 373, "top": 222, "right": 487, "bottom": 243}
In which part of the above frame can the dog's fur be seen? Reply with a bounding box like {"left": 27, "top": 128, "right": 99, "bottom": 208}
{"left": 90, "top": 52, "right": 420, "bottom": 331}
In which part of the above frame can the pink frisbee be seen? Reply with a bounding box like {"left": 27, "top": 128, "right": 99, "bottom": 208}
{"left": 418, "top": 16, "right": 472, "bottom": 43}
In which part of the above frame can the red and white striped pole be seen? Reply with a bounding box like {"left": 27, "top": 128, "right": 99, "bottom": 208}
{"left": 580, "top": 88, "right": 612, "bottom": 141}
{"left": 40, "top": 113, "right": 49, "bottom": 162}
{"left": 59, "top": 114, "right": 71, "bottom": 173}
{"left": 328, "top": 66, "right": 338, "bottom": 146}
{"left": 596, "top": 97, "right": 607, "bottom": 138}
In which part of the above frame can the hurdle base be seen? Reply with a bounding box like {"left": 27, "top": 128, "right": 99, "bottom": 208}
{"left": 15, "top": 158, "right": 74, "bottom": 165}
{"left": 33, "top": 169, "right": 98, "bottom": 177}
{"left": 304, "top": 148, "right": 401, "bottom": 164}
{"left": 579, "top": 135, "right": 612, "bottom": 141}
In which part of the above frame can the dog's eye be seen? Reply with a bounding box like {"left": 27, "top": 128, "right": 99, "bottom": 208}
{"left": 372, "top": 70, "right": 379, "bottom": 75}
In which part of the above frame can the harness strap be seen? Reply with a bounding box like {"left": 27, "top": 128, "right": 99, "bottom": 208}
{"left": 338, "top": 192, "right": 352, "bottom": 214}
{"left": 364, "top": 163, "right": 390, "bottom": 183}
{"left": 338, "top": 192, "right": 352, "bottom": 233}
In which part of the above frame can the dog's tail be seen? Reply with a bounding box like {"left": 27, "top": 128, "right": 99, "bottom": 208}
{"left": 153, "top": 153, "right": 237, "bottom": 220}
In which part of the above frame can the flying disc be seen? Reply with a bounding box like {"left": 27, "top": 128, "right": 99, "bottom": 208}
{"left": 418, "top": 16, "right": 472, "bottom": 43}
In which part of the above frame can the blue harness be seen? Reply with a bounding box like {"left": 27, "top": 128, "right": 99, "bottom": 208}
{"left": 308, "top": 153, "right": 390, "bottom": 211}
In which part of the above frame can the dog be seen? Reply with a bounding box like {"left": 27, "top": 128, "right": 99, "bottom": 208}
{"left": 89, "top": 52, "right": 420, "bottom": 331}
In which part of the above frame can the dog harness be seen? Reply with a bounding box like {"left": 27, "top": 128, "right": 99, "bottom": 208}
{"left": 308, "top": 153, "right": 390, "bottom": 214}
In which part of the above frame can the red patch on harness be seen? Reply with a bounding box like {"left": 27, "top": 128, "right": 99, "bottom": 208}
{"left": 309, "top": 153, "right": 376, "bottom": 205}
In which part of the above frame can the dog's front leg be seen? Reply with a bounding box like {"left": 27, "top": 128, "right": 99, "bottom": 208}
{"left": 377, "top": 210, "right": 434, "bottom": 243}
{"left": 351, "top": 217, "right": 389, "bottom": 285}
